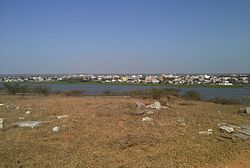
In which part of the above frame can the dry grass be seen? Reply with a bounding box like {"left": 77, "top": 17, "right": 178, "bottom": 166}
{"left": 0, "top": 95, "right": 250, "bottom": 168}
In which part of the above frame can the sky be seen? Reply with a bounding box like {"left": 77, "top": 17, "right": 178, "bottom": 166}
{"left": 0, "top": 0, "right": 250, "bottom": 74}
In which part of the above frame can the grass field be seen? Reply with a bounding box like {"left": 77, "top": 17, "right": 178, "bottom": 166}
{"left": 0, "top": 95, "right": 250, "bottom": 167}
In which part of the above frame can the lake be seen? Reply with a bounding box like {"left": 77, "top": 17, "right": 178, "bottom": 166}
{"left": 1, "top": 83, "right": 248, "bottom": 100}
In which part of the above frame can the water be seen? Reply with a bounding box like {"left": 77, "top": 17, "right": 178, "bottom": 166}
{"left": 1, "top": 83, "right": 250, "bottom": 100}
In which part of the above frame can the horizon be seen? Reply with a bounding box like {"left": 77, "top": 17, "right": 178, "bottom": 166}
{"left": 1, "top": 0, "right": 250, "bottom": 74}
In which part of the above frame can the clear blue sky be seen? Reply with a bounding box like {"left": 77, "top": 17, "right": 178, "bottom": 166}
{"left": 0, "top": 0, "right": 250, "bottom": 74}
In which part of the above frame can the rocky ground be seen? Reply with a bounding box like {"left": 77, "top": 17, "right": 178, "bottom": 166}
{"left": 0, "top": 95, "right": 250, "bottom": 168}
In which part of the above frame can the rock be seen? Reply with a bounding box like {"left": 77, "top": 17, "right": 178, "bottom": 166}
{"left": 239, "top": 108, "right": 246, "bottom": 113}
{"left": 26, "top": 111, "right": 31, "bottom": 115}
{"left": 219, "top": 126, "right": 234, "bottom": 133}
{"left": 142, "top": 117, "right": 153, "bottom": 122}
{"left": 0, "top": 118, "right": 4, "bottom": 129}
{"left": 52, "top": 126, "right": 60, "bottom": 133}
{"left": 208, "top": 129, "right": 213, "bottom": 132}
{"left": 162, "top": 106, "right": 172, "bottom": 110}
{"left": 135, "top": 102, "right": 145, "bottom": 108}
{"left": 18, "top": 117, "right": 25, "bottom": 120}
{"left": 0, "top": 118, "right": 4, "bottom": 124}
{"left": 14, "top": 121, "right": 46, "bottom": 128}
{"left": 239, "top": 128, "right": 250, "bottom": 136}
{"left": 198, "top": 129, "right": 213, "bottom": 135}
{"left": 146, "top": 111, "right": 154, "bottom": 115}
{"left": 246, "top": 107, "right": 250, "bottom": 114}
{"left": 133, "top": 111, "right": 144, "bottom": 115}
{"left": 0, "top": 104, "right": 5, "bottom": 107}
{"left": 154, "top": 102, "right": 161, "bottom": 109}
{"left": 16, "top": 106, "right": 20, "bottom": 110}
{"left": 56, "top": 115, "right": 69, "bottom": 119}
{"left": 234, "top": 133, "right": 250, "bottom": 140}
{"left": 239, "top": 107, "right": 250, "bottom": 114}
{"left": 147, "top": 102, "right": 161, "bottom": 109}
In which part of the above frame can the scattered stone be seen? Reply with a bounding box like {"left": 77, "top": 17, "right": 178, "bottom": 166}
{"left": 219, "top": 126, "right": 234, "bottom": 133}
{"left": 135, "top": 102, "right": 145, "bottom": 108}
{"left": 219, "top": 134, "right": 235, "bottom": 140}
{"left": 239, "top": 108, "right": 246, "bottom": 113}
{"left": 14, "top": 121, "right": 46, "bottom": 128}
{"left": 52, "top": 126, "right": 60, "bottom": 133}
{"left": 16, "top": 106, "right": 20, "bottom": 110}
{"left": 161, "top": 106, "right": 172, "bottom": 110}
{"left": 133, "top": 111, "right": 144, "bottom": 115}
{"left": 217, "top": 122, "right": 226, "bottom": 127}
{"left": 246, "top": 107, "right": 250, "bottom": 114}
{"left": 176, "top": 118, "right": 185, "bottom": 123}
{"left": 241, "top": 124, "right": 250, "bottom": 130}
{"left": 18, "top": 117, "right": 25, "bottom": 120}
{"left": 234, "top": 133, "right": 250, "bottom": 140}
{"left": 142, "top": 117, "right": 153, "bottom": 122}
{"left": 26, "top": 111, "right": 31, "bottom": 115}
{"left": 198, "top": 129, "right": 213, "bottom": 135}
{"left": 0, "top": 118, "right": 4, "bottom": 129}
{"left": 56, "top": 115, "right": 69, "bottom": 119}
{"left": 0, "top": 118, "right": 4, "bottom": 124}
{"left": 147, "top": 102, "right": 161, "bottom": 109}
{"left": 239, "top": 128, "right": 250, "bottom": 136}
{"left": 208, "top": 129, "right": 213, "bottom": 132}
{"left": 239, "top": 107, "right": 250, "bottom": 114}
{"left": 146, "top": 111, "right": 154, "bottom": 115}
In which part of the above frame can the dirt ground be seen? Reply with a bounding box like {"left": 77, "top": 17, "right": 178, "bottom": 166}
{"left": 0, "top": 95, "right": 250, "bottom": 168}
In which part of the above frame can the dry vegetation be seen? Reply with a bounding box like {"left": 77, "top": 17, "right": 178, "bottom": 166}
{"left": 0, "top": 95, "right": 250, "bottom": 168}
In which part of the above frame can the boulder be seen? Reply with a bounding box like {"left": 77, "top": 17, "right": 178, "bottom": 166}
{"left": 52, "top": 126, "right": 60, "bottom": 133}
{"left": 146, "top": 111, "right": 154, "bottom": 115}
{"left": 135, "top": 102, "right": 145, "bottom": 108}
{"left": 246, "top": 107, "right": 250, "bottom": 114}
{"left": 56, "top": 115, "right": 69, "bottom": 119}
{"left": 219, "top": 126, "right": 234, "bottom": 133}
{"left": 14, "top": 121, "right": 45, "bottom": 129}
{"left": 26, "top": 111, "right": 31, "bottom": 115}
{"left": 142, "top": 117, "right": 153, "bottom": 122}
{"left": 0, "top": 118, "right": 4, "bottom": 124}
{"left": 133, "top": 111, "right": 144, "bottom": 115}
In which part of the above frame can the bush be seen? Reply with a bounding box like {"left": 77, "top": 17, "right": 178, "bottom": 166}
{"left": 3, "top": 83, "right": 50, "bottom": 95}
{"left": 63, "top": 90, "right": 85, "bottom": 96}
{"left": 147, "top": 88, "right": 163, "bottom": 99}
{"left": 209, "top": 97, "right": 239, "bottom": 105}
{"left": 163, "top": 88, "right": 180, "bottom": 97}
{"left": 33, "top": 85, "right": 50, "bottom": 96}
{"left": 182, "top": 90, "right": 202, "bottom": 100}
{"left": 122, "top": 88, "right": 180, "bottom": 100}
{"left": 3, "top": 83, "right": 29, "bottom": 94}
{"left": 102, "top": 90, "right": 112, "bottom": 95}
{"left": 241, "top": 96, "right": 250, "bottom": 104}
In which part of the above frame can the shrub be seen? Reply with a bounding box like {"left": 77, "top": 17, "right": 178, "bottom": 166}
{"left": 122, "top": 88, "right": 180, "bottom": 100}
{"left": 209, "top": 97, "right": 239, "bottom": 105}
{"left": 147, "top": 88, "right": 163, "bottom": 99}
{"left": 182, "top": 90, "right": 202, "bottom": 100}
{"left": 63, "top": 90, "right": 85, "bottom": 96}
{"left": 163, "top": 88, "right": 180, "bottom": 97}
{"left": 33, "top": 85, "right": 50, "bottom": 96}
{"left": 102, "top": 90, "right": 112, "bottom": 95}
{"left": 3, "top": 82, "right": 29, "bottom": 94}
{"left": 241, "top": 95, "right": 250, "bottom": 104}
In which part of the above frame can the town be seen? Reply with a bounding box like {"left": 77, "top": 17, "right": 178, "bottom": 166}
{"left": 0, "top": 74, "right": 249, "bottom": 85}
